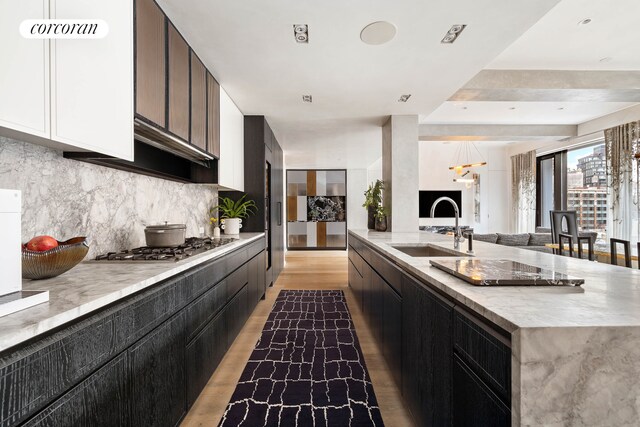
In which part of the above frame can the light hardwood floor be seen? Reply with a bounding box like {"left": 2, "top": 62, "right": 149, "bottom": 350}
{"left": 181, "top": 250, "right": 414, "bottom": 427}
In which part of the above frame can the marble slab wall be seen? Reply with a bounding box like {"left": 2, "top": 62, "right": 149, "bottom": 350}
{"left": 0, "top": 137, "right": 217, "bottom": 258}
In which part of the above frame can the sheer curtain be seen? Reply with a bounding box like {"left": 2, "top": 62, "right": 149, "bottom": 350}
{"left": 605, "top": 121, "right": 640, "bottom": 241}
{"left": 511, "top": 150, "right": 536, "bottom": 233}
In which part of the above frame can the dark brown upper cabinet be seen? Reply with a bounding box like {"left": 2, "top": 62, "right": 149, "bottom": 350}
{"left": 190, "top": 53, "right": 207, "bottom": 151}
{"left": 134, "top": 0, "right": 220, "bottom": 160}
{"left": 207, "top": 72, "right": 220, "bottom": 159}
{"left": 135, "top": 0, "right": 166, "bottom": 127}
{"left": 168, "top": 23, "right": 190, "bottom": 141}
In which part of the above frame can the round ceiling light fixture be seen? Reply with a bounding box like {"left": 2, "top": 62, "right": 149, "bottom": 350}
{"left": 578, "top": 18, "right": 592, "bottom": 26}
{"left": 360, "top": 21, "right": 397, "bottom": 45}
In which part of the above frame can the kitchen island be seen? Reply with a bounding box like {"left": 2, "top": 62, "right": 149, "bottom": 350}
{"left": 349, "top": 229, "right": 640, "bottom": 427}
{"left": 0, "top": 233, "right": 265, "bottom": 427}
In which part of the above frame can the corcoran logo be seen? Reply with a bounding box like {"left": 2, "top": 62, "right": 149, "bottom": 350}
{"left": 19, "top": 19, "right": 109, "bottom": 39}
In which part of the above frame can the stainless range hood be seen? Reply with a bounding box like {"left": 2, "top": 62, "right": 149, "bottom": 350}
{"left": 134, "top": 118, "right": 214, "bottom": 164}
{"left": 64, "top": 119, "right": 218, "bottom": 183}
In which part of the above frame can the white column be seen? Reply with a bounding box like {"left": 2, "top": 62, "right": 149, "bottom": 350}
{"left": 382, "top": 115, "right": 419, "bottom": 232}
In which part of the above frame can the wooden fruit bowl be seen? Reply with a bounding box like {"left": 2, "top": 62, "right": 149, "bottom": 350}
{"left": 22, "top": 237, "right": 89, "bottom": 280}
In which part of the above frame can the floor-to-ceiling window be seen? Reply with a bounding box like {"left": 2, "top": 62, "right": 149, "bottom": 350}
{"left": 566, "top": 142, "right": 608, "bottom": 244}
{"left": 536, "top": 140, "right": 613, "bottom": 244}
{"left": 537, "top": 155, "right": 555, "bottom": 229}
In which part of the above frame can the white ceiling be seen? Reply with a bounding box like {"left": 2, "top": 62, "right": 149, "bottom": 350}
{"left": 158, "top": 0, "right": 560, "bottom": 168}
{"left": 489, "top": 0, "right": 640, "bottom": 70}
{"left": 423, "top": 101, "right": 638, "bottom": 126}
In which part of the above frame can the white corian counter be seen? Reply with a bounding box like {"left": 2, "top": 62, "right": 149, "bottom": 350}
{"left": 350, "top": 229, "right": 640, "bottom": 426}
{"left": 0, "top": 233, "right": 265, "bottom": 354}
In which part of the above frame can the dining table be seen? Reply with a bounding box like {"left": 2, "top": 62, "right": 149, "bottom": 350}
{"left": 545, "top": 242, "right": 638, "bottom": 265}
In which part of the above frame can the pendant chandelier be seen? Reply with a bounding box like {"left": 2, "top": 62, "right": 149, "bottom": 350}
{"left": 449, "top": 141, "right": 487, "bottom": 183}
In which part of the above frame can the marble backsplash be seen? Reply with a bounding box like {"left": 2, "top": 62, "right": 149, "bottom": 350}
{"left": 0, "top": 136, "right": 217, "bottom": 258}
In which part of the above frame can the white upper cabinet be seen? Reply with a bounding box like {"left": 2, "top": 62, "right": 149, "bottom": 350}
{"left": 219, "top": 87, "right": 244, "bottom": 191}
{"left": 0, "top": 0, "right": 133, "bottom": 161}
{"left": 50, "top": 0, "right": 133, "bottom": 160}
{"left": 0, "top": 0, "right": 50, "bottom": 138}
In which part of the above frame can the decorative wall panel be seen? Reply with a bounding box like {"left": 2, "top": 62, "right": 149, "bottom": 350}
{"left": 287, "top": 169, "right": 347, "bottom": 250}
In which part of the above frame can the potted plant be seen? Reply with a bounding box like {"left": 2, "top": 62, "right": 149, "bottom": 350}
{"left": 210, "top": 194, "right": 257, "bottom": 236}
{"left": 374, "top": 206, "right": 389, "bottom": 232}
{"left": 363, "top": 180, "right": 384, "bottom": 230}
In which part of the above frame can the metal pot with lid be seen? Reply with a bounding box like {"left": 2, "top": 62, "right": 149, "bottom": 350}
{"left": 144, "top": 222, "right": 186, "bottom": 247}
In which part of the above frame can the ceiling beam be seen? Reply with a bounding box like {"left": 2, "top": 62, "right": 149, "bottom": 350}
{"left": 449, "top": 70, "right": 640, "bottom": 102}
{"left": 419, "top": 124, "right": 577, "bottom": 142}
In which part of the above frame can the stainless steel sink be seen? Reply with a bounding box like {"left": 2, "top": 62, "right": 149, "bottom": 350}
{"left": 390, "top": 244, "right": 468, "bottom": 257}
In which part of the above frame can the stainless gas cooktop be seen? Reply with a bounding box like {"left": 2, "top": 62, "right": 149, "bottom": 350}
{"left": 93, "top": 237, "right": 236, "bottom": 262}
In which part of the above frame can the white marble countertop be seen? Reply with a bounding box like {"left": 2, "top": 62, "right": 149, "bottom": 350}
{"left": 0, "top": 233, "right": 265, "bottom": 353}
{"left": 349, "top": 229, "right": 640, "bottom": 333}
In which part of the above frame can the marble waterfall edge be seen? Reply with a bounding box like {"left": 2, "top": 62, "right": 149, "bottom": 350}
{"left": 0, "top": 137, "right": 217, "bottom": 258}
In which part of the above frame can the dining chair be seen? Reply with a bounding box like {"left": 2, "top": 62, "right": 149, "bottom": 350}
{"left": 610, "top": 238, "right": 632, "bottom": 268}
{"left": 549, "top": 210, "right": 594, "bottom": 260}
{"left": 557, "top": 233, "right": 574, "bottom": 257}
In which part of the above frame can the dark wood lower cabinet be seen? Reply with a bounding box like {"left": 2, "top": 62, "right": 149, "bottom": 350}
{"left": 226, "top": 284, "right": 249, "bottom": 348}
{"left": 452, "top": 355, "right": 511, "bottom": 427}
{"left": 129, "top": 311, "right": 187, "bottom": 427}
{"left": 21, "top": 353, "right": 129, "bottom": 427}
{"left": 348, "top": 236, "right": 512, "bottom": 426}
{"left": 370, "top": 270, "right": 384, "bottom": 342}
{"left": 186, "top": 311, "right": 228, "bottom": 407}
{"left": 2, "top": 242, "right": 265, "bottom": 427}
{"left": 402, "top": 274, "right": 453, "bottom": 427}
{"left": 382, "top": 282, "right": 402, "bottom": 388}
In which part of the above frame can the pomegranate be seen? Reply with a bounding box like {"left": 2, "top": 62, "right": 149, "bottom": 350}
{"left": 25, "top": 236, "right": 59, "bottom": 252}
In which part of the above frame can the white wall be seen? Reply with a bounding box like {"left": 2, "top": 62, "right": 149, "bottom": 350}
{"left": 347, "top": 169, "right": 368, "bottom": 230}
{"left": 418, "top": 141, "right": 509, "bottom": 233}
{"left": 367, "top": 157, "right": 382, "bottom": 184}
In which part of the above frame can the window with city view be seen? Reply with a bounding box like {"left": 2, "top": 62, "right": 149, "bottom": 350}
{"left": 567, "top": 143, "right": 608, "bottom": 244}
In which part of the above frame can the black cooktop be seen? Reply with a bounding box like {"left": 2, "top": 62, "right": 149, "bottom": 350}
{"left": 94, "top": 237, "right": 237, "bottom": 262}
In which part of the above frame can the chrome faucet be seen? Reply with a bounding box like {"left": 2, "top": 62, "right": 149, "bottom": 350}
{"left": 430, "top": 196, "right": 465, "bottom": 250}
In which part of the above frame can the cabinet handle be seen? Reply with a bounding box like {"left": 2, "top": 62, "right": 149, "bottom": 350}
{"left": 277, "top": 202, "right": 282, "bottom": 226}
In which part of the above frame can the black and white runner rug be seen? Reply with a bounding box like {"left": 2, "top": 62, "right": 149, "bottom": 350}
{"left": 219, "top": 290, "right": 384, "bottom": 427}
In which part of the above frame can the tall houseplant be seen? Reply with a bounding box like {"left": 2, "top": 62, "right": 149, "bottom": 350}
{"left": 363, "top": 180, "right": 384, "bottom": 230}
{"left": 210, "top": 194, "right": 257, "bottom": 235}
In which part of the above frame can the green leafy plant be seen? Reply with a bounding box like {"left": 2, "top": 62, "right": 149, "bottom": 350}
{"left": 363, "top": 180, "right": 384, "bottom": 210}
{"left": 210, "top": 194, "right": 257, "bottom": 219}
{"left": 374, "top": 205, "right": 389, "bottom": 220}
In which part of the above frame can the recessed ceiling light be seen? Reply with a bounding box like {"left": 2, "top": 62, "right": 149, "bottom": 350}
{"left": 302, "top": 95, "right": 312, "bottom": 103}
{"left": 360, "top": 21, "right": 396, "bottom": 45}
{"left": 509, "top": 107, "right": 516, "bottom": 110}
{"left": 558, "top": 107, "right": 565, "bottom": 110}
{"left": 461, "top": 106, "right": 468, "bottom": 110}
{"left": 599, "top": 57, "right": 613, "bottom": 63}
{"left": 293, "top": 24, "right": 308, "bottom": 43}
{"left": 398, "top": 94, "right": 411, "bottom": 102}
{"left": 441, "top": 24, "right": 467, "bottom": 44}
{"left": 578, "top": 18, "right": 592, "bottom": 26}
